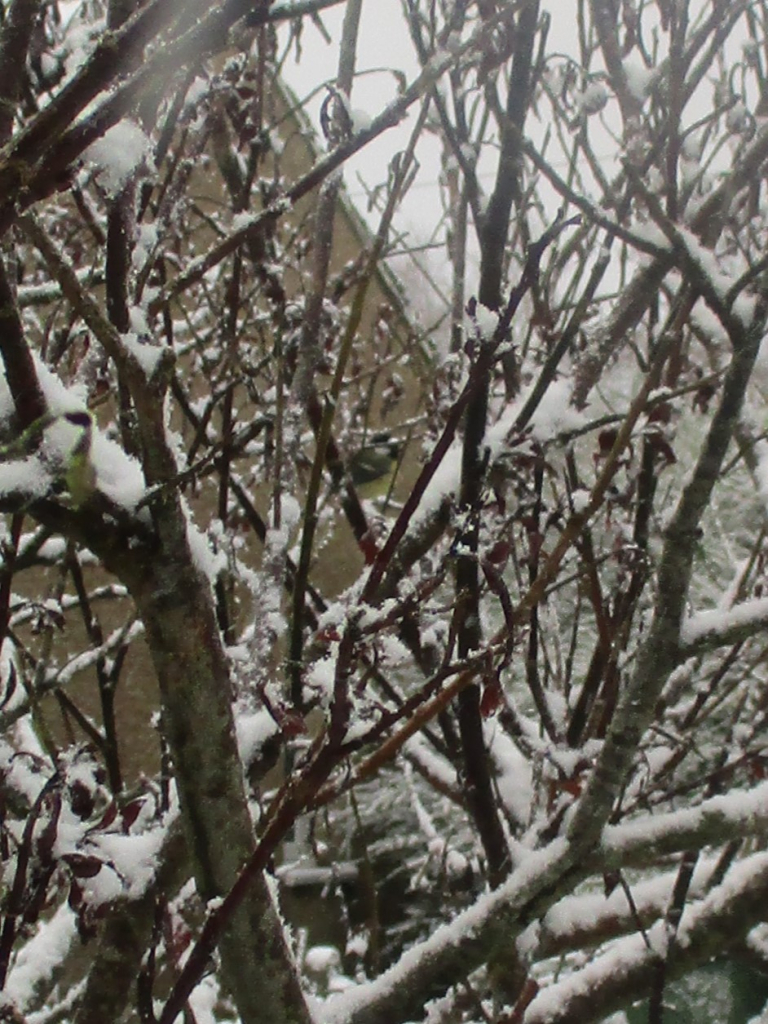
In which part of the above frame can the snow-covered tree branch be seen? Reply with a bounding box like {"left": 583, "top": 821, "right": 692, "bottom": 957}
{"left": 2, "top": 2, "right": 768, "bottom": 1023}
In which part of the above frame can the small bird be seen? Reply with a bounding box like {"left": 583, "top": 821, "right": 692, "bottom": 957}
{"left": 0, "top": 409, "right": 95, "bottom": 508}
{"left": 320, "top": 86, "right": 354, "bottom": 148}
{"left": 348, "top": 432, "right": 403, "bottom": 501}
{"left": 60, "top": 411, "right": 96, "bottom": 508}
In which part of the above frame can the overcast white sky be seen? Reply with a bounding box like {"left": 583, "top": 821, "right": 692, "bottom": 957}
{"left": 278, "top": 2, "right": 631, "bottom": 326}
{"left": 280, "top": 2, "right": 454, "bottom": 322}
{"left": 278, "top": 1, "right": 732, "bottom": 332}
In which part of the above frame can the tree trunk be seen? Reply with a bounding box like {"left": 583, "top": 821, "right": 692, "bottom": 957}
{"left": 125, "top": 531, "right": 311, "bottom": 1024}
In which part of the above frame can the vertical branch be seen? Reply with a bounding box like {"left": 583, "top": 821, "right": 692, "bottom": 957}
{"left": 214, "top": 248, "right": 243, "bottom": 646}
{"left": 67, "top": 553, "right": 123, "bottom": 794}
{"left": 106, "top": 0, "right": 139, "bottom": 454}
{"left": 589, "top": 0, "right": 642, "bottom": 124}
{"left": 0, "top": 0, "right": 41, "bottom": 146}
{"left": 448, "top": 176, "right": 468, "bottom": 354}
{"left": 290, "top": 0, "right": 363, "bottom": 404}
{"left": 524, "top": 457, "right": 559, "bottom": 741}
{"left": 207, "top": 69, "right": 273, "bottom": 642}
{"left": 454, "top": 0, "right": 541, "bottom": 889}
{"left": 0, "top": 253, "right": 45, "bottom": 428}
{"left": 478, "top": 0, "right": 540, "bottom": 309}
{"left": 0, "top": 513, "right": 22, "bottom": 688}
{"left": 665, "top": 0, "right": 689, "bottom": 221}
{"left": 286, "top": 0, "right": 364, "bottom": 709}
{"left": 287, "top": 99, "right": 429, "bottom": 703}
{"left": 567, "top": 301, "right": 768, "bottom": 851}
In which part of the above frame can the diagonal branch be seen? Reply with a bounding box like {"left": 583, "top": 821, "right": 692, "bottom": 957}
{"left": 567, "top": 296, "right": 768, "bottom": 851}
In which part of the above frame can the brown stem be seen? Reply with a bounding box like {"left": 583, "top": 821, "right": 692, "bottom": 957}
{"left": 0, "top": 253, "right": 45, "bottom": 427}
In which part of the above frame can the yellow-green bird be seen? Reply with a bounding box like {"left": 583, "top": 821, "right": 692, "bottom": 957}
{"left": 349, "top": 432, "right": 403, "bottom": 501}
{"left": 0, "top": 409, "right": 95, "bottom": 508}
{"left": 60, "top": 411, "right": 96, "bottom": 508}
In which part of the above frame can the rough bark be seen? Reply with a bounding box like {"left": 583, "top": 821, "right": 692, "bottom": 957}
{"left": 123, "top": 517, "right": 312, "bottom": 1024}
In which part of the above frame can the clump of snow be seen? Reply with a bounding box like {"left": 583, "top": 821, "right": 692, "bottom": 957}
{"left": 629, "top": 220, "right": 672, "bottom": 252}
{"left": 575, "top": 80, "right": 609, "bottom": 117}
{"left": 232, "top": 211, "right": 258, "bottom": 232}
{"left": 487, "top": 725, "right": 533, "bottom": 829}
{"left": 676, "top": 226, "right": 756, "bottom": 326}
{"left": 186, "top": 517, "right": 228, "bottom": 583}
{"left": 571, "top": 488, "right": 590, "bottom": 513}
{"left": 183, "top": 75, "right": 209, "bottom": 111}
{"left": 120, "top": 331, "right": 165, "bottom": 378}
{"left": 89, "top": 431, "right": 146, "bottom": 510}
{"left": 58, "top": 5, "right": 104, "bottom": 81}
{"left": 132, "top": 223, "right": 158, "bottom": 270}
{"left": 602, "top": 779, "right": 768, "bottom": 853}
{"left": 622, "top": 59, "right": 655, "bottom": 102}
{"left": 89, "top": 827, "right": 168, "bottom": 900}
{"left": 403, "top": 735, "right": 458, "bottom": 795}
{"left": 528, "top": 378, "right": 582, "bottom": 442}
{"left": 690, "top": 297, "right": 729, "bottom": 346}
{"left": 346, "top": 932, "right": 369, "bottom": 959}
{"left": 351, "top": 109, "right": 373, "bottom": 132}
{"left": 41, "top": 413, "right": 88, "bottom": 467}
{"left": 305, "top": 945, "right": 342, "bottom": 974}
{"left": 407, "top": 441, "right": 461, "bottom": 529}
{"left": 0, "top": 458, "right": 53, "bottom": 502}
{"left": 306, "top": 654, "right": 336, "bottom": 706}
{"left": 5, "top": 903, "right": 78, "bottom": 1010}
{"left": 187, "top": 974, "right": 224, "bottom": 1024}
{"left": 235, "top": 708, "right": 279, "bottom": 767}
{"left": 1, "top": 356, "right": 86, "bottom": 421}
{"left": 83, "top": 120, "right": 151, "bottom": 196}
{"left": 465, "top": 302, "right": 499, "bottom": 341}
{"left": 517, "top": 920, "right": 541, "bottom": 958}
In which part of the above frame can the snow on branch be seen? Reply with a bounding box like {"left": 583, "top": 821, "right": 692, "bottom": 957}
{"left": 680, "top": 597, "right": 768, "bottom": 653}
{"left": 524, "top": 853, "right": 768, "bottom": 1024}
{"left": 600, "top": 780, "right": 768, "bottom": 864}
{"left": 323, "top": 840, "right": 573, "bottom": 1024}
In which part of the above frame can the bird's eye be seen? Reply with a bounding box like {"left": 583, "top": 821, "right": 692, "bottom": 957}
{"left": 63, "top": 412, "right": 92, "bottom": 429}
